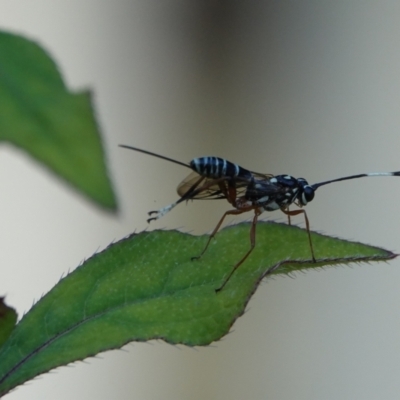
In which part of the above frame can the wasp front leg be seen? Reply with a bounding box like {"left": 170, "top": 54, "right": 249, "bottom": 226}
{"left": 281, "top": 208, "right": 316, "bottom": 262}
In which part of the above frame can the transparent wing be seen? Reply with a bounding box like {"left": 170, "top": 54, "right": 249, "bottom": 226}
{"left": 176, "top": 172, "right": 249, "bottom": 200}
{"left": 251, "top": 171, "right": 274, "bottom": 180}
{"left": 176, "top": 169, "right": 276, "bottom": 201}
{"left": 177, "top": 172, "right": 208, "bottom": 197}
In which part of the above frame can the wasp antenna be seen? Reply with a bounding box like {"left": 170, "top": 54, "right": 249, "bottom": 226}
{"left": 119, "top": 144, "right": 191, "bottom": 169}
{"left": 311, "top": 171, "right": 400, "bottom": 190}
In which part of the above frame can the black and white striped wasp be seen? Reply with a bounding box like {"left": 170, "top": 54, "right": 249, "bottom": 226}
{"left": 120, "top": 144, "right": 400, "bottom": 292}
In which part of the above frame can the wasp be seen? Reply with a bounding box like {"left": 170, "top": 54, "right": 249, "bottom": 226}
{"left": 120, "top": 144, "right": 400, "bottom": 292}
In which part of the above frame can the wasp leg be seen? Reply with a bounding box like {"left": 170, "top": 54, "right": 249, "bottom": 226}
{"left": 191, "top": 208, "right": 251, "bottom": 262}
{"left": 215, "top": 209, "right": 262, "bottom": 293}
{"left": 219, "top": 181, "right": 236, "bottom": 206}
{"left": 148, "top": 176, "right": 234, "bottom": 223}
{"left": 147, "top": 202, "right": 179, "bottom": 223}
{"left": 147, "top": 176, "right": 206, "bottom": 223}
{"left": 280, "top": 208, "right": 316, "bottom": 262}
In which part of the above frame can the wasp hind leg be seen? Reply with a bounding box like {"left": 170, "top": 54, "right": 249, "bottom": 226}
{"left": 215, "top": 209, "right": 261, "bottom": 293}
{"left": 147, "top": 202, "right": 179, "bottom": 223}
{"left": 191, "top": 208, "right": 249, "bottom": 262}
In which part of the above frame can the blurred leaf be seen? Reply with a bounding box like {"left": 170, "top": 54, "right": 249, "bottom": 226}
{"left": 0, "top": 298, "right": 17, "bottom": 351}
{"left": 0, "top": 222, "right": 395, "bottom": 396}
{"left": 0, "top": 31, "right": 116, "bottom": 210}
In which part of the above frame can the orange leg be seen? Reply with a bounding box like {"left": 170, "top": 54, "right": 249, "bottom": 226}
{"left": 215, "top": 209, "right": 262, "bottom": 293}
{"left": 287, "top": 206, "right": 291, "bottom": 225}
{"left": 281, "top": 208, "right": 316, "bottom": 262}
{"left": 192, "top": 207, "right": 252, "bottom": 261}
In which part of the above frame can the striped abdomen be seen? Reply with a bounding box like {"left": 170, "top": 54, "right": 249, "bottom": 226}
{"left": 190, "top": 157, "right": 252, "bottom": 180}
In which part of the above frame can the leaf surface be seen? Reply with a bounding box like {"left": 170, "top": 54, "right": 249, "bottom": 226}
{"left": 0, "top": 298, "right": 17, "bottom": 350}
{"left": 0, "top": 222, "right": 395, "bottom": 396}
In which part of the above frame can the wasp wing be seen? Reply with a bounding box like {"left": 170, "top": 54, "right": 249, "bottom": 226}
{"left": 176, "top": 168, "right": 276, "bottom": 201}
{"left": 176, "top": 172, "right": 212, "bottom": 198}
{"left": 176, "top": 171, "right": 250, "bottom": 200}
{"left": 250, "top": 171, "right": 274, "bottom": 180}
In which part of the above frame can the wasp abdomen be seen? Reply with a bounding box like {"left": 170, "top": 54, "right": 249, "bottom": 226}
{"left": 190, "top": 157, "right": 252, "bottom": 180}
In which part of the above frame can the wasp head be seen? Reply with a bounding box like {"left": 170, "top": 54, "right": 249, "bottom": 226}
{"left": 297, "top": 178, "right": 315, "bottom": 206}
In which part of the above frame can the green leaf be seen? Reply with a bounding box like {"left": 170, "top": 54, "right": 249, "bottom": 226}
{"left": 0, "top": 222, "right": 395, "bottom": 396}
{"left": 0, "top": 31, "right": 116, "bottom": 210}
{"left": 0, "top": 298, "right": 17, "bottom": 350}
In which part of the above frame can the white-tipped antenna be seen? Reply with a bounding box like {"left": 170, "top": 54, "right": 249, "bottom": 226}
{"left": 311, "top": 171, "right": 400, "bottom": 190}
{"left": 119, "top": 144, "right": 191, "bottom": 169}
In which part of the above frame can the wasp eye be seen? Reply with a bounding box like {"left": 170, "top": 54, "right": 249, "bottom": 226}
{"left": 301, "top": 185, "right": 315, "bottom": 205}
